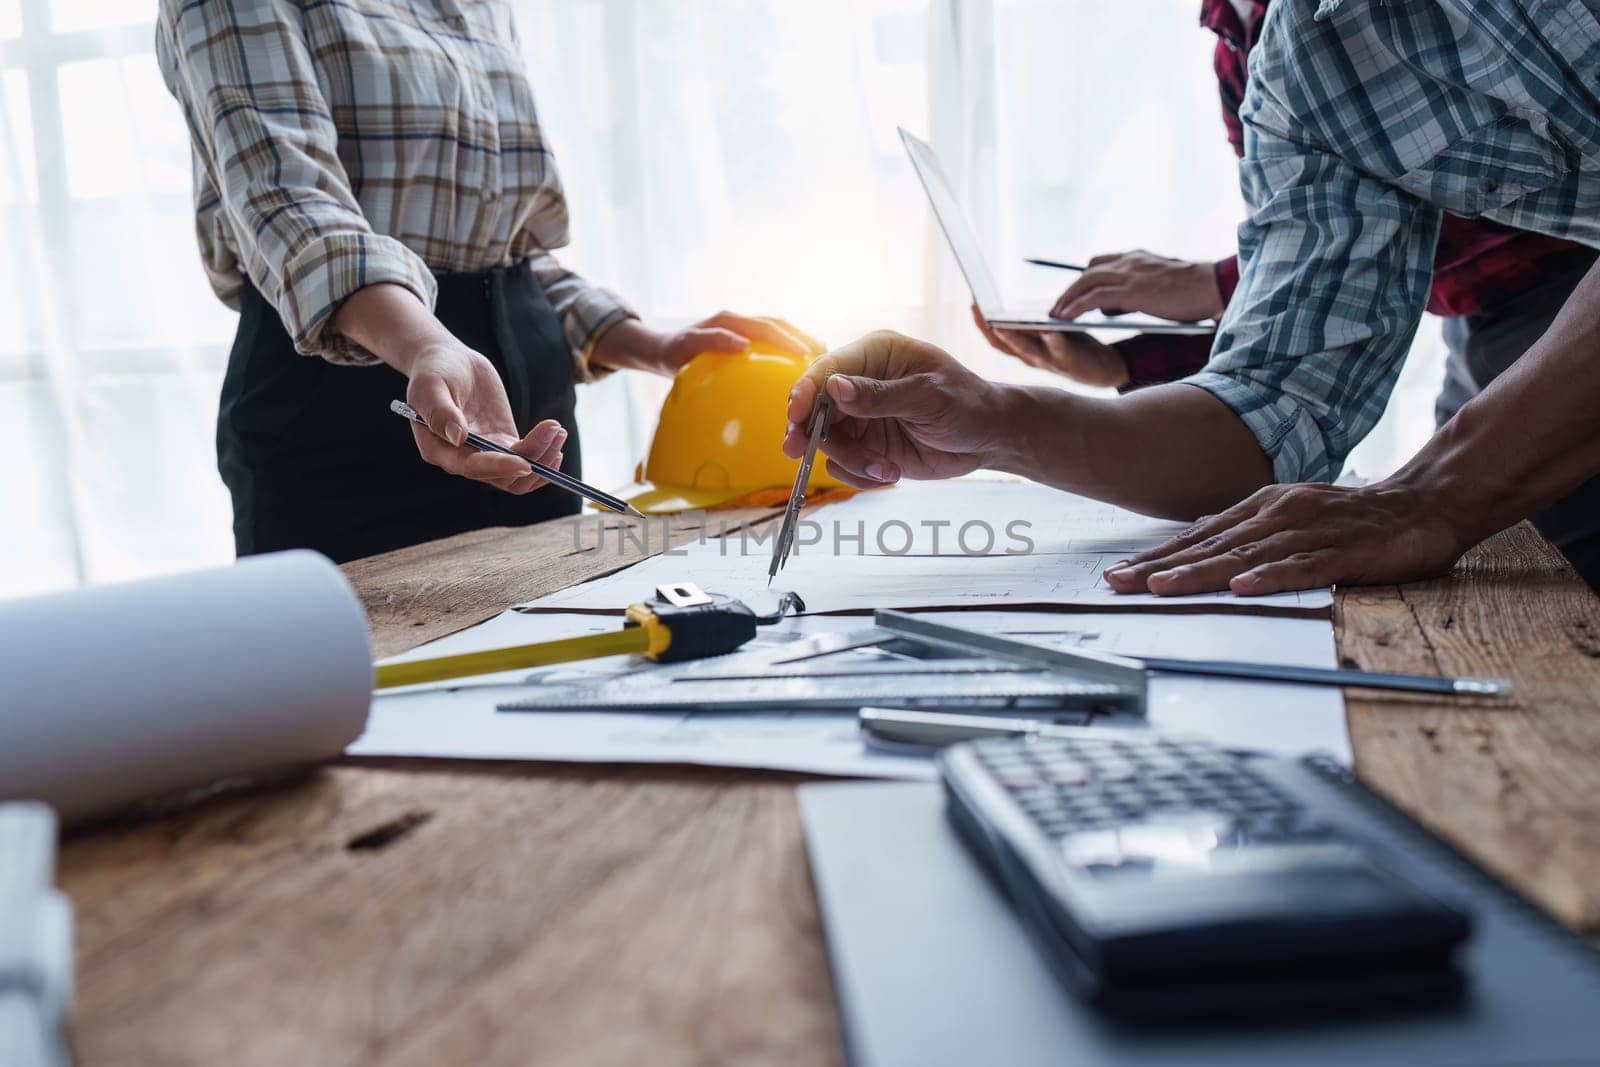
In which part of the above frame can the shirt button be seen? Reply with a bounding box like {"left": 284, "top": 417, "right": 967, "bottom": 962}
{"left": 1480, "top": 178, "right": 1500, "bottom": 194}
{"left": 483, "top": 188, "right": 499, "bottom": 202}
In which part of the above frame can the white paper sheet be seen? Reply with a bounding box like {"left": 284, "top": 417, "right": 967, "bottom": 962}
{"left": 351, "top": 610, "right": 934, "bottom": 779}
{"left": 0, "top": 552, "right": 373, "bottom": 821}
{"left": 530, "top": 478, "right": 1333, "bottom": 616}
{"left": 349, "top": 605, "right": 1350, "bottom": 776}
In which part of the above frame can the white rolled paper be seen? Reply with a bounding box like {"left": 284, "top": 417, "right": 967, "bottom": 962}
{"left": 0, "top": 551, "right": 372, "bottom": 821}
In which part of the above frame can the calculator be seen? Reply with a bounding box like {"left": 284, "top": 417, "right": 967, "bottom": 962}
{"left": 939, "top": 732, "right": 1473, "bottom": 1018}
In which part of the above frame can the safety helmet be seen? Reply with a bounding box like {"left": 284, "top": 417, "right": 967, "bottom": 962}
{"left": 623, "top": 344, "right": 845, "bottom": 514}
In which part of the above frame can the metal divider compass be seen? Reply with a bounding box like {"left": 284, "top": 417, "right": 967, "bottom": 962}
{"left": 768, "top": 391, "right": 834, "bottom": 585}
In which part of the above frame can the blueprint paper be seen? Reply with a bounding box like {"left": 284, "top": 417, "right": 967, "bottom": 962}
{"left": 527, "top": 479, "right": 1333, "bottom": 616}
{"left": 349, "top": 607, "right": 1350, "bottom": 774}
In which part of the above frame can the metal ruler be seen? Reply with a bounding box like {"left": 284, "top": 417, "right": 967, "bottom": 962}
{"left": 499, "top": 611, "right": 1146, "bottom": 716}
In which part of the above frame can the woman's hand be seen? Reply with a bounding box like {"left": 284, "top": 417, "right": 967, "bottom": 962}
{"left": 403, "top": 342, "right": 567, "bottom": 494}
{"left": 331, "top": 282, "right": 566, "bottom": 493}
{"left": 1051, "top": 250, "right": 1223, "bottom": 323}
{"left": 782, "top": 331, "right": 1010, "bottom": 488}
{"left": 591, "top": 312, "right": 824, "bottom": 376}
{"left": 971, "top": 305, "right": 1129, "bottom": 388}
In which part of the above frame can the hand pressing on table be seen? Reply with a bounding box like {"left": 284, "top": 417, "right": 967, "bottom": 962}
{"left": 1103, "top": 480, "right": 1473, "bottom": 596}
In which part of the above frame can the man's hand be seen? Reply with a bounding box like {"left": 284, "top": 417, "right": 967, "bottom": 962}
{"left": 405, "top": 343, "right": 567, "bottom": 494}
{"left": 971, "top": 305, "right": 1129, "bottom": 388}
{"left": 1103, "top": 481, "right": 1471, "bottom": 596}
{"left": 593, "top": 313, "right": 823, "bottom": 376}
{"left": 782, "top": 331, "right": 1007, "bottom": 488}
{"left": 1052, "top": 251, "right": 1223, "bottom": 323}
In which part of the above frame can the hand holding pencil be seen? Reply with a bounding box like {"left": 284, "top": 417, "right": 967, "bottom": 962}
{"left": 399, "top": 343, "right": 571, "bottom": 496}
{"left": 391, "top": 401, "right": 641, "bottom": 516}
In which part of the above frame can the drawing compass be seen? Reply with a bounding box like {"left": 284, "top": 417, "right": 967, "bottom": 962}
{"left": 769, "top": 391, "right": 834, "bottom": 585}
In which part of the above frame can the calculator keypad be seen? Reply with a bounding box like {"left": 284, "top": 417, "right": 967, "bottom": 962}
{"left": 971, "top": 735, "right": 1331, "bottom": 873}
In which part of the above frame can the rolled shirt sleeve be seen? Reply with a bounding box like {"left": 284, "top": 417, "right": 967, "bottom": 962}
{"left": 1113, "top": 332, "right": 1215, "bottom": 392}
{"left": 1212, "top": 255, "right": 1240, "bottom": 306}
{"left": 156, "top": 0, "right": 435, "bottom": 364}
{"left": 525, "top": 250, "right": 636, "bottom": 382}
{"left": 1182, "top": 4, "right": 1440, "bottom": 484}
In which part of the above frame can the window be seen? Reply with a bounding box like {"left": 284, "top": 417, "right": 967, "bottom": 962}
{"left": 0, "top": 0, "right": 1438, "bottom": 601}
{"left": 2, "top": 0, "right": 237, "bottom": 597}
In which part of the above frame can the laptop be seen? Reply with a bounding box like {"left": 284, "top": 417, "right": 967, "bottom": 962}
{"left": 899, "top": 127, "right": 1212, "bottom": 336}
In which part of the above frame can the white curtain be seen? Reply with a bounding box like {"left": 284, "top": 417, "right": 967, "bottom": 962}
{"left": 2, "top": 1, "right": 240, "bottom": 599}
{"left": 0, "top": 0, "right": 1441, "bottom": 600}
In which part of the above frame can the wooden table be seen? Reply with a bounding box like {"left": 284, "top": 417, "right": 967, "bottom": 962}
{"left": 56, "top": 512, "right": 1600, "bottom": 1066}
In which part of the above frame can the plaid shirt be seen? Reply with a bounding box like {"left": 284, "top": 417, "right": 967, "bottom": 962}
{"left": 1184, "top": 0, "right": 1600, "bottom": 483}
{"left": 1117, "top": 0, "right": 1595, "bottom": 392}
{"left": 156, "top": 0, "right": 632, "bottom": 371}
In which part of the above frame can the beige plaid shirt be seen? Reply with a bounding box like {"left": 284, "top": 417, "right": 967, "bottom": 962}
{"left": 156, "top": 0, "right": 632, "bottom": 372}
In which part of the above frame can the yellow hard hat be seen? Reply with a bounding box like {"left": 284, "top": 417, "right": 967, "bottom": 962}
{"left": 624, "top": 344, "right": 845, "bottom": 514}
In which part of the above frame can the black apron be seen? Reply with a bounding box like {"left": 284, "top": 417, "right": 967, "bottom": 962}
{"left": 217, "top": 260, "right": 582, "bottom": 563}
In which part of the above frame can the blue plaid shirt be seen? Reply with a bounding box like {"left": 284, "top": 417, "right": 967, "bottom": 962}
{"left": 1186, "top": 0, "right": 1600, "bottom": 483}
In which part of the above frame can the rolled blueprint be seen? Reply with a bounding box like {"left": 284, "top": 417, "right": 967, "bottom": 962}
{"left": 0, "top": 551, "right": 372, "bottom": 821}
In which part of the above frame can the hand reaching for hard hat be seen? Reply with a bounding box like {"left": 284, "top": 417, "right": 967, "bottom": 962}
{"left": 592, "top": 312, "right": 824, "bottom": 376}
{"left": 782, "top": 331, "right": 1006, "bottom": 488}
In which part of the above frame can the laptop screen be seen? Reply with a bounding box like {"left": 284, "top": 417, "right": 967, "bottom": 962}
{"left": 898, "top": 127, "right": 1005, "bottom": 318}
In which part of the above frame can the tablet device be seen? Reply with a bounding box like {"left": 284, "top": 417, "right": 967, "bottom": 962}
{"left": 899, "top": 127, "right": 1213, "bottom": 337}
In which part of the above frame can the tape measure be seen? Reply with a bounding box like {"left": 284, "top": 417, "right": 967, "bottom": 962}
{"left": 373, "top": 583, "right": 784, "bottom": 690}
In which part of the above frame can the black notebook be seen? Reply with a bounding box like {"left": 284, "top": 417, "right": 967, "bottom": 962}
{"left": 800, "top": 764, "right": 1600, "bottom": 1067}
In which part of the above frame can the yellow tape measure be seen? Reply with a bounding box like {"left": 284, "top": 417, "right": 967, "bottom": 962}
{"left": 373, "top": 584, "right": 781, "bottom": 690}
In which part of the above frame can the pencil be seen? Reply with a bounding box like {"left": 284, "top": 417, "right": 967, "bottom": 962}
{"left": 1025, "top": 257, "right": 1088, "bottom": 272}
{"left": 390, "top": 400, "right": 643, "bottom": 517}
{"left": 1138, "top": 656, "right": 1511, "bottom": 696}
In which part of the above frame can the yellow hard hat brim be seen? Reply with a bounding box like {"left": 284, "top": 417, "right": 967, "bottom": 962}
{"left": 607, "top": 482, "right": 862, "bottom": 515}
{"left": 620, "top": 482, "right": 754, "bottom": 515}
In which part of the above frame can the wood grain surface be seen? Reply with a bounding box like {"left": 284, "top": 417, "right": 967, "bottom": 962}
{"left": 348, "top": 506, "right": 780, "bottom": 659}
{"left": 1337, "top": 523, "right": 1600, "bottom": 937}
{"left": 55, "top": 514, "right": 1600, "bottom": 1066}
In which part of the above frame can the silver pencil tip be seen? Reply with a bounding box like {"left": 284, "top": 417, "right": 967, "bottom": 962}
{"left": 1453, "top": 678, "right": 1513, "bottom": 697}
